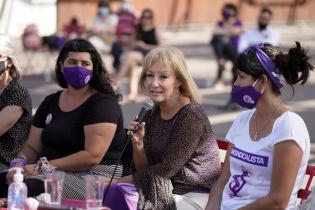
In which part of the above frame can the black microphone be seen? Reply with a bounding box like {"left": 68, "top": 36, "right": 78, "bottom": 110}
{"left": 103, "top": 100, "right": 153, "bottom": 201}
{"left": 136, "top": 100, "right": 154, "bottom": 124}
{"left": 127, "top": 100, "right": 154, "bottom": 139}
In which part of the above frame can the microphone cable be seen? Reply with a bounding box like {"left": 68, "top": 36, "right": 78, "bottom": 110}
{"left": 102, "top": 132, "right": 132, "bottom": 201}
{"left": 102, "top": 100, "right": 153, "bottom": 202}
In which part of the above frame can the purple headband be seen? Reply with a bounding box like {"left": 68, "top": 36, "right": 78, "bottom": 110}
{"left": 244, "top": 44, "right": 285, "bottom": 89}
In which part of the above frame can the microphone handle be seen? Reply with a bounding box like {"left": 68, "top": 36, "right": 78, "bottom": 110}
{"left": 103, "top": 129, "right": 133, "bottom": 201}
{"left": 103, "top": 105, "right": 151, "bottom": 201}
{"left": 136, "top": 107, "right": 147, "bottom": 124}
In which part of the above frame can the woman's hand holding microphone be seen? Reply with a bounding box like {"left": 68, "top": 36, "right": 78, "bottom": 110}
{"left": 127, "top": 115, "right": 146, "bottom": 148}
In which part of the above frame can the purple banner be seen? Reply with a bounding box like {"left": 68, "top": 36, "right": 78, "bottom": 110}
{"left": 230, "top": 147, "right": 269, "bottom": 167}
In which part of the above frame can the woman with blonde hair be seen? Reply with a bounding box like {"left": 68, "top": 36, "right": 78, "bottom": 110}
{"left": 0, "top": 35, "right": 32, "bottom": 172}
{"left": 104, "top": 47, "right": 221, "bottom": 210}
{"left": 139, "top": 46, "right": 200, "bottom": 103}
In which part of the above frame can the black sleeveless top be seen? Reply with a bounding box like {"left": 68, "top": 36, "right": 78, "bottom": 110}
{"left": 136, "top": 28, "right": 158, "bottom": 45}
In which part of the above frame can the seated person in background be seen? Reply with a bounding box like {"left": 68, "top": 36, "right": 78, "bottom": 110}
{"left": 62, "top": 17, "right": 85, "bottom": 41}
{"left": 0, "top": 38, "right": 126, "bottom": 200}
{"left": 111, "top": 26, "right": 136, "bottom": 73}
{"left": 0, "top": 35, "right": 32, "bottom": 172}
{"left": 115, "top": 8, "right": 161, "bottom": 102}
{"left": 104, "top": 47, "right": 221, "bottom": 210}
{"left": 205, "top": 42, "right": 314, "bottom": 210}
{"left": 210, "top": 3, "right": 244, "bottom": 87}
{"left": 237, "top": 7, "right": 280, "bottom": 54}
{"left": 115, "top": 0, "right": 137, "bottom": 41}
{"left": 111, "top": 1, "right": 137, "bottom": 72}
{"left": 88, "top": 4, "right": 118, "bottom": 53}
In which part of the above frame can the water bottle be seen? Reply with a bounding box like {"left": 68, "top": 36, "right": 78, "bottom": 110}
{"left": 7, "top": 168, "right": 28, "bottom": 210}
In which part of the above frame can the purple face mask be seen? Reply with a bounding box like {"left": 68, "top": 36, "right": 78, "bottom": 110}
{"left": 223, "top": 10, "right": 235, "bottom": 19}
{"left": 63, "top": 66, "right": 93, "bottom": 89}
{"left": 231, "top": 80, "right": 263, "bottom": 109}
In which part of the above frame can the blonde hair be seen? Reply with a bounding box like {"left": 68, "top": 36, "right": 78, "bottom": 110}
{"left": 139, "top": 46, "right": 200, "bottom": 102}
{"left": 0, "top": 34, "right": 21, "bottom": 79}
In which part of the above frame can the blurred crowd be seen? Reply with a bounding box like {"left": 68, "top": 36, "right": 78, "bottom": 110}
{"left": 21, "top": 0, "right": 161, "bottom": 103}
{"left": 19, "top": 1, "right": 282, "bottom": 105}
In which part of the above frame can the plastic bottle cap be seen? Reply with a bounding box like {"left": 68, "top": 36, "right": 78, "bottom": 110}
{"left": 13, "top": 168, "right": 24, "bottom": 183}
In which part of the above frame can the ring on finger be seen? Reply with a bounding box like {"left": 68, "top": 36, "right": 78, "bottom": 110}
{"left": 134, "top": 124, "right": 140, "bottom": 130}
{"left": 127, "top": 130, "right": 134, "bottom": 136}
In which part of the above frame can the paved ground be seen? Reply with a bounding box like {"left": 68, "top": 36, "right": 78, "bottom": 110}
{"left": 16, "top": 22, "right": 315, "bottom": 163}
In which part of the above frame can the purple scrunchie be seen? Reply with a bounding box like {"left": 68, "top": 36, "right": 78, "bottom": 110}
{"left": 10, "top": 157, "right": 27, "bottom": 168}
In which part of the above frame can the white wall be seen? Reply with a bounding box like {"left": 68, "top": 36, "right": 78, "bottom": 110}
{"left": 0, "top": 0, "right": 57, "bottom": 37}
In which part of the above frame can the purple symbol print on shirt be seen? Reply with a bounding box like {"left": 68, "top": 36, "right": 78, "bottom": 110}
{"left": 229, "top": 166, "right": 252, "bottom": 198}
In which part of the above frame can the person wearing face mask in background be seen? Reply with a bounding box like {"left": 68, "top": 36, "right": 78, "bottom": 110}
{"left": 0, "top": 35, "right": 32, "bottom": 172}
{"left": 205, "top": 42, "right": 314, "bottom": 210}
{"left": 210, "top": 3, "right": 244, "bottom": 88}
{"left": 210, "top": 3, "right": 244, "bottom": 111}
{"left": 88, "top": 3, "right": 118, "bottom": 53}
{"left": 237, "top": 7, "right": 280, "bottom": 54}
{"left": 0, "top": 38, "right": 125, "bottom": 200}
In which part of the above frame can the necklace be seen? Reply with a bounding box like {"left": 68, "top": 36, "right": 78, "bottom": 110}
{"left": 253, "top": 101, "right": 282, "bottom": 141}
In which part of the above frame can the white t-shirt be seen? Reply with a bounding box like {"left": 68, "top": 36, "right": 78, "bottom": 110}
{"left": 237, "top": 26, "right": 280, "bottom": 53}
{"left": 221, "top": 110, "right": 310, "bottom": 210}
{"left": 91, "top": 14, "right": 118, "bottom": 34}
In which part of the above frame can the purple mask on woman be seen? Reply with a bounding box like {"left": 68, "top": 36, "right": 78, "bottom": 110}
{"left": 63, "top": 66, "right": 93, "bottom": 89}
{"left": 223, "top": 10, "right": 235, "bottom": 19}
{"left": 231, "top": 80, "right": 263, "bottom": 109}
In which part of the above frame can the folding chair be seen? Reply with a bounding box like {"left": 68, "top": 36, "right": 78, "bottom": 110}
{"left": 298, "top": 164, "right": 315, "bottom": 202}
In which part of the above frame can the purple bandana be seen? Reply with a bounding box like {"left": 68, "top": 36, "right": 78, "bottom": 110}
{"left": 244, "top": 44, "right": 285, "bottom": 89}
{"left": 63, "top": 66, "right": 93, "bottom": 89}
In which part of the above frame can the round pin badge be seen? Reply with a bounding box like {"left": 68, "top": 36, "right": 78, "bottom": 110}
{"left": 45, "top": 113, "right": 52, "bottom": 125}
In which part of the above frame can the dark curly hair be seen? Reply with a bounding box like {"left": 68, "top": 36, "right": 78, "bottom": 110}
{"left": 222, "top": 3, "right": 238, "bottom": 16}
{"left": 235, "top": 42, "right": 314, "bottom": 96}
{"left": 55, "top": 38, "right": 120, "bottom": 100}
